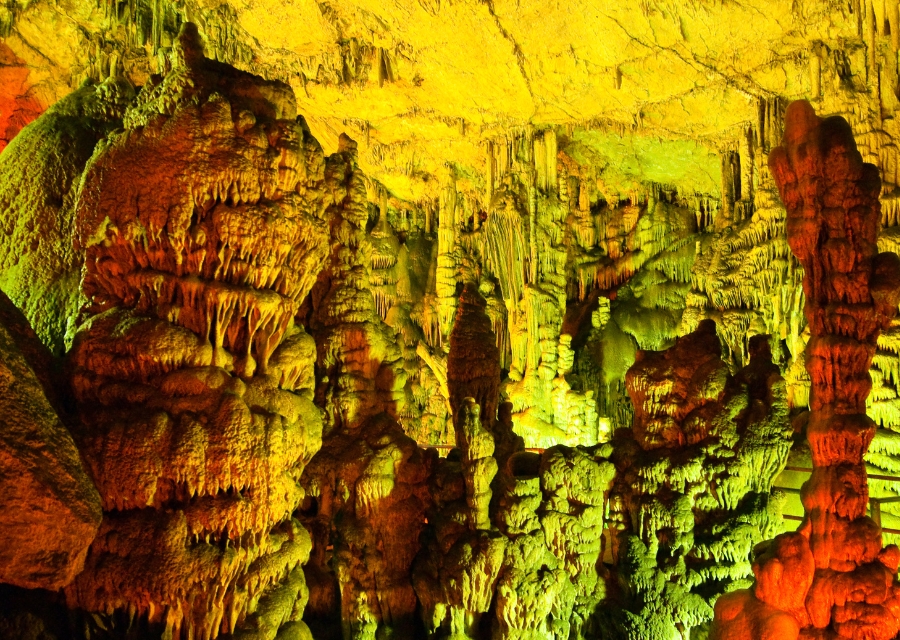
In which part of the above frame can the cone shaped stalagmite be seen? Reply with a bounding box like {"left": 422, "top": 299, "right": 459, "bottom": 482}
{"left": 448, "top": 284, "right": 503, "bottom": 531}
{"left": 710, "top": 101, "right": 900, "bottom": 640}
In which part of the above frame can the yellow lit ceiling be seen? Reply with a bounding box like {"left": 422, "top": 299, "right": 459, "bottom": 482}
{"left": 0, "top": 0, "right": 872, "bottom": 201}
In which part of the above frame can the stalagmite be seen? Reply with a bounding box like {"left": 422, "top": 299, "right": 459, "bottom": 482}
{"left": 414, "top": 279, "right": 616, "bottom": 640}
{"left": 63, "top": 25, "right": 327, "bottom": 640}
{"left": 711, "top": 101, "right": 900, "bottom": 640}
{"left": 300, "top": 129, "right": 428, "bottom": 639}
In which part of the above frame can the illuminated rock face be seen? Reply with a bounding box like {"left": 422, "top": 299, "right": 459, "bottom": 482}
{"left": 611, "top": 320, "right": 792, "bottom": 637}
{"left": 10, "top": 3, "right": 900, "bottom": 638}
{"left": 0, "top": 290, "right": 101, "bottom": 591}
{"left": 412, "top": 286, "right": 618, "bottom": 640}
{"left": 0, "top": 0, "right": 875, "bottom": 209}
{"left": 710, "top": 102, "right": 900, "bottom": 640}
{"left": 298, "top": 138, "right": 430, "bottom": 639}
{"left": 0, "top": 77, "right": 133, "bottom": 354}
{"left": 63, "top": 26, "right": 330, "bottom": 640}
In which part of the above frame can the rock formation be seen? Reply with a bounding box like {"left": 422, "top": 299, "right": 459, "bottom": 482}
{"left": 0, "top": 76, "right": 133, "bottom": 354}
{"left": 710, "top": 101, "right": 900, "bottom": 640}
{"left": 63, "top": 25, "right": 330, "bottom": 640}
{"left": 0, "top": 289, "right": 101, "bottom": 591}
{"left": 299, "top": 132, "right": 430, "bottom": 640}
{"left": 413, "top": 280, "right": 618, "bottom": 640}
{"left": 8, "top": 4, "right": 900, "bottom": 640}
{"left": 610, "top": 320, "right": 792, "bottom": 638}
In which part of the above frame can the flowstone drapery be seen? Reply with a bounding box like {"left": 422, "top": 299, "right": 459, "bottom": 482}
{"left": 64, "top": 25, "right": 331, "bottom": 640}
{"left": 609, "top": 320, "right": 792, "bottom": 638}
{"left": 710, "top": 101, "right": 900, "bottom": 640}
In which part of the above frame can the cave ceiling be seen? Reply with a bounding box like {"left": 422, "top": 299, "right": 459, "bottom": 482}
{"left": 1, "top": 0, "right": 854, "bottom": 201}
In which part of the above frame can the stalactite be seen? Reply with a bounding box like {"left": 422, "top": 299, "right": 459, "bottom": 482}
{"left": 483, "top": 196, "right": 527, "bottom": 305}
{"left": 436, "top": 171, "right": 459, "bottom": 342}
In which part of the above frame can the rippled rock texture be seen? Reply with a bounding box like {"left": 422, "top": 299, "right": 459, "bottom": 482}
{"left": 64, "top": 25, "right": 334, "bottom": 640}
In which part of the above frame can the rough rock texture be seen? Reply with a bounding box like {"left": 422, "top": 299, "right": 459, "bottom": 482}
{"left": 0, "top": 77, "right": 132, "bottom": 354}
{"left": 0, "top": 42, "right": 44, "bottom": 153}
{"left": 608, "top": 320, "right": 792, "bottom": 638}
{"left": 13, "top": 0, "right": 900, "bottom": 455}
{"left": 300, "top": 412, "right": 430, "bottom": 640}
{"left": 11, "top": 1, "right": 900, "bottom": 637}
{"left": 0, "top": 290, "right": 101, "bottom": 591}
{"left": 0, "top": 0, "right": 863, "bottom": 205}
{"left": 710, "top": 102, "right": 900, "bottom": 640}
{"left": 413, "top": 284, "right": 617, "bottom": 640}
{"left": 63, "top": 25, "right": 330, "bottom": 640}
{"left": 299, "top": 133, "right": 430, "bottom": 640}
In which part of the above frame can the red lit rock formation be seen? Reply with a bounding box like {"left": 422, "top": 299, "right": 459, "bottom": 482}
{"left": 711, "top": 101, "right": 900, "bottom": 640}
{"left": 0, "top": 290, "right": 101, "bottom": 590}
{"left": 0, "top": 42, "right": 43, "bottom": 154}
{"left": 448, "top": 284, "right": 503, "bottom": 530}
{"left": 626, "top": 318, "right": 729, "bottom": 450}
{"left": 413, "top": 284, "right": 511, "bottom": 638}
{"left": 308, "top": 135, "right": 407, "bottom": 433}
{"left": 448, "top": 283, "right": 522, "bottom": 467}
{"left": 448, "top": 283, "right": 502, "bottom": 436}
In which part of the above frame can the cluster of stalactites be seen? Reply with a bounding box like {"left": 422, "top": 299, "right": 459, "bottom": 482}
{"left": 75, "top": 25, "right": 330, "bottom": 375}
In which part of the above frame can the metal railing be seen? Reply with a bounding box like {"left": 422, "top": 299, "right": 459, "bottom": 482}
{"left": 777, "top": 466, "right": 900, "bottom": 535}
{"left": 420, "top": 448, "right": 900, "bottom": 536}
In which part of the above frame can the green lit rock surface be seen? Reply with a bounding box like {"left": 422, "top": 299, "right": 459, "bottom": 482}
{"left": 0, "top": 79, "right": 131, "bottom": 354}
{"left": 608, "top": 321, "right": 792, "bottom": 637}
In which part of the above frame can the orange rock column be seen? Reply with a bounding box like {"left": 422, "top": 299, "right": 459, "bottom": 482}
{"left": 773, "top": 100, "right": 900, "bottom": 640}
{"left": 713, "top": 100, "right": 900, "bottom": 639}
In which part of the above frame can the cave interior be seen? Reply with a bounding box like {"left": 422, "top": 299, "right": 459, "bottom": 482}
{"left": 3, "top": 2, "right": 900, "bottom": 639}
